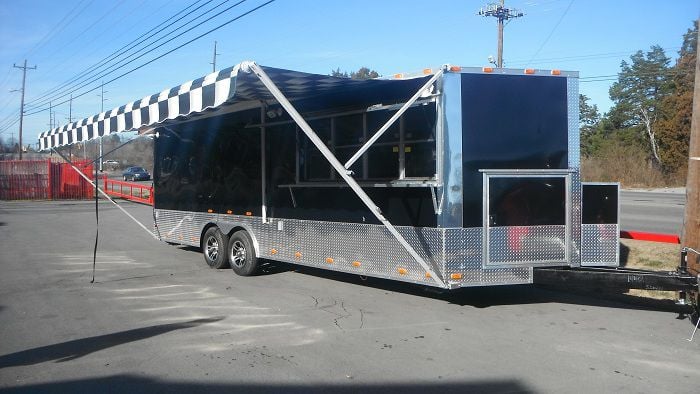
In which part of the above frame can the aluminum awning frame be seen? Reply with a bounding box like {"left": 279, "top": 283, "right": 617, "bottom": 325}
{"left": 37, "top": 61, "right": 429, "bottom": 151}
{"left": 41, "top": 60, "right": 448, "bottom": 287}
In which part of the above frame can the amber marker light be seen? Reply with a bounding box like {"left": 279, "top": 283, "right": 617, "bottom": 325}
{"left": 550, "top": 69, "right": 561, "bottom": 76}
{"left": 352, "top": 261, "right": 362, "bottom": 267}
{"left": 524, "top": 68, "right": 536, "bottom": 75}
{"left": 270, "top": 248, "right": 278, "bottom": 255}
{"left": 482, "top": 67, "right": 494, "bottom": 73}
{"left": 326, "top": 257, "right": 334, "bottom": 264}
{"left": 295, "top": 252, "right": 302, "bottom": 259}
{"left": 393, "top": 73, "right": 403, "bottom": 79}
{"left": 245, "top": 211, "right": 252, "bottom": 216}
{"left": 423, "top": 68, "right": 432, "bottom": 75}
{"left": 207, "top": 209, "right": 213, "bottom": 213}
{"left": 451, "top": 273, "right": 463, "bottom": 280}
{"left": 425, "top": 272, "right": 432, "bottom": 278}
{"left": 226, "top": 210, "right": 233, "bottom": 214}
{"left": 397, "top": 267, "right": 408, "bottom": 275}
{"left": 449, "top": 65, "right": 461, "bottom": 72}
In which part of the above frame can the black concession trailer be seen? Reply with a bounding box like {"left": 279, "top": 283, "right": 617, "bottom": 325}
{"left": 38, "top": 61, "right": 698, "bottom": 298}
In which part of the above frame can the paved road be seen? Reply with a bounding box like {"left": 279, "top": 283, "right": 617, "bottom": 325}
{"left": 1, "top": 200, "right": 698, "bottom": 393}
{"left": 620, "top": 190, "right": 686, "bottom": 235}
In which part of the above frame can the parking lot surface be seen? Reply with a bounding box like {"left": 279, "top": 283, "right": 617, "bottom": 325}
{"left": 0, "top": 200, "right": 698, "bottom": 393}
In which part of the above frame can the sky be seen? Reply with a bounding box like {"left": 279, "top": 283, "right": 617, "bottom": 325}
{"left": 0, "top": 0, "right": 698, "bottom": 148}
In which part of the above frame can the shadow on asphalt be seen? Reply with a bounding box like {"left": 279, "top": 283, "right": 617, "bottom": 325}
{"left": 0, "top": 376, "right": 533, "bottom": 394}
{"left": 256, "top": 260, "right": 690, "bottom": 314}
{"left": 0, "top": 317, "right": 223, "bottom": 369}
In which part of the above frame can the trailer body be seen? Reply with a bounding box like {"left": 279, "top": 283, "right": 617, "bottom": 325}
{"left": 39, "top": 62, "right": 621, "bottom": 289}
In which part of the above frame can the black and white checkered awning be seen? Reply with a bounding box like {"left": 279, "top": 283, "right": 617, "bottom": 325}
{"left": 38, "top": 61, "right": 430, "bottom": 151}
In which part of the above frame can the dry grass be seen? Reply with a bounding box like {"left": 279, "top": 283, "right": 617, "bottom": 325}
{"left": 581, "top": 142, "right": 686, "bottom": 187}
{"left": 620, "top": 239, "right": 681, "bottom": 300}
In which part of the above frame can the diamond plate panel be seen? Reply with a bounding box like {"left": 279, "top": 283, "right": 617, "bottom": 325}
{"left": 155, "top": 209, "right": 214, "bottom": 246}
{"left": 252, "top": 218, "right": 447, "bottom": 287}
{"left": 581, "top": 224, "right": 619, "bottom": 266}
{"left": 488, "top": 225, "right": 566, "bottom": 264}
{"left": 567, "top": 77, "right": 582, "bottom": 267}
{"left": 155, "top": 210, "right": 538, "bottom": 288}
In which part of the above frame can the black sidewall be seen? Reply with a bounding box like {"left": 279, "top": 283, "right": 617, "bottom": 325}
{"left": 203, "top": 227, "right": 229, "bottom": 269}
{"left": 229, "top": 231, "right": 258, "bottom": 276}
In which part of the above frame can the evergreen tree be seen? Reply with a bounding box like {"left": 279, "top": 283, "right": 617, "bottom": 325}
{"left": 655, "top": 20, "right": 697, "bottom": 174}
{"left": 579, "top": 94, "right": 602, "bottom": 156}
{"left": 330, "top": 67, "right": 380, "bottom": 80}
{"left": 608, "top": 45, "right": 672, "bottom": 165}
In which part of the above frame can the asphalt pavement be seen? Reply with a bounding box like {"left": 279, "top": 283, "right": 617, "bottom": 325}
{"left": 0, "top": 200, "right": 698, "bottom": 393}
{"left": 620, "top": 190, "right": 686, "bottom": 235}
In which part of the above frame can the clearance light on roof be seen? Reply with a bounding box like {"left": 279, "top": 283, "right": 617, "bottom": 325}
{"left": 551, "top": 69, "right": 561, "bottom": 76}
{"left": 423, "top": 68, "right": 432, "bottom": 75}
{"left": 524, "top": 68, "right": 536, "bottom": 75}
{"left": 226, "top": 210, "right": 233, "bottom": 214}
{"left": 449, "top": 66, "right": 461, "bottom": 72}
{"left": 245, "top": 211, "right": 252, "bottom": 216}
{"left": 482, "top": 67, "right": 494, "bottom": 73}
{"left": 270, "top": 248, "right": 278, "bottom": 255}
{"left": 451, "top": 273, "right": 463, "bottom": 280}
{"left": 352, "top": 261, "right": 362, "bottom": 267}
{"left": 326, "top": 257, "right": 334, "bottom": 264}
{"left": 295, "top": 251, "right": 302, "bottom": 259}
{"left": 393, "top": 73, "right": 403, "bottom": 79}
{"left": 207, "top": 209, "right": 213, "bottom": 213}
{"left": 397, "top": 267, "right": 408, "bottom": 275}
{"left": 425, "top": 272, "right": 432, "bottom": 278}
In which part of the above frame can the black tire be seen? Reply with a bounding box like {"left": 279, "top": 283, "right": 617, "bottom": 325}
{"left": 202, "top": 227, "right": 229, "bottom": 269}
{"left": 228, "top": 230, "right": 258, "bottom": 276}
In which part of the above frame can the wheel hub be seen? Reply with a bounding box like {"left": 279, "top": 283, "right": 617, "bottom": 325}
{"left": 230, "top": 240, "right": 246, "bottom": 268}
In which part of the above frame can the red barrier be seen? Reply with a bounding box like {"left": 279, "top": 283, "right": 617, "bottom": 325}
{"left": 103, "top": 175, "right": 153, "bottom": 205}
{"left": 620, "top": 230, "right": 681, "bottom": 244}
{"left": 0, "top": 159, "right": 93, "bottom": 200}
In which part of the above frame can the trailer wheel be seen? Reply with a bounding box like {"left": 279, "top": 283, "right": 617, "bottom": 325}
{"left": 228, "top": 230, "right": 258, "bottom": 276}
{"left": 202, "top": 227, "right": 229, "bottom": 269}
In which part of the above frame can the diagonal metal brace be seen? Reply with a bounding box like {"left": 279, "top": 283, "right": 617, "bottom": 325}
{"left": 344, "top": 69, "right": 443, "bottom": 169}
{"left": 242, "top": 61, "right": 446, "bottom": 288}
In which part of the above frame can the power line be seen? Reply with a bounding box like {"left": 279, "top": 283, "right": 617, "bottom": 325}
{"left": 0, "top": 118, "right": 20, "bottom": 135}
{"left": 35, "top": 0, "right": 128, "bottom": 65}
{"left": 23, "top": 0, "right": 94, "bottom": 59}
{"left": 28, "top": 0, "right": 153, "bottom": 89}
{"left": 526, "top": 0, "right": 575, "bottom": 67}
{"left": 26, "top": 0, "right": 276, "bottom": 117}
{"left": 27, "top": 0, "right": 236, "bottom": 110}
{"left": 27, "top": 0, "right": 218, "bottom": 107}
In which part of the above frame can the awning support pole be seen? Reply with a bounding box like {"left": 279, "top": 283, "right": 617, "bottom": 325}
{"left": 344, "top": 69, "right": 444, "bottom": 170}
{"left": 243, "top": 61, "right": 446, "bottom": 288}
{"left": 51, "top": 148, "right": 158, "bottom": 240}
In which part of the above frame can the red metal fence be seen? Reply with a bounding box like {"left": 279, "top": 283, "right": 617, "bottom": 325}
{"left": 0, "top": 159, "right": 94, "bottom": 200}
{"left": 103, "top": 175, "right": 154, "bottom": 205}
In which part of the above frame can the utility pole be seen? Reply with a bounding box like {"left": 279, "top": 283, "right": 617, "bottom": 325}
{"left": 13, "top": 59, "right": 37, "bottom": 160}
{"left": 48, "top": 101, "right": 53, "bottom": 129}
{"left": 478, "top": 0, "right": 524, "bottom": 68}
{"left": 211, "top": 41, "right": 220, "bottom": 73}
{"left": 98, "top": 81, "right": 108, "bottom": 172}
{"left": 682, "top": 27, "right": 700, "bottom": 276}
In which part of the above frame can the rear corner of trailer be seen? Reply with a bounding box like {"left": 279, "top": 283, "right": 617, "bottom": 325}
{"left": 441, "top": 66, "right": 621, "bottom": 288}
